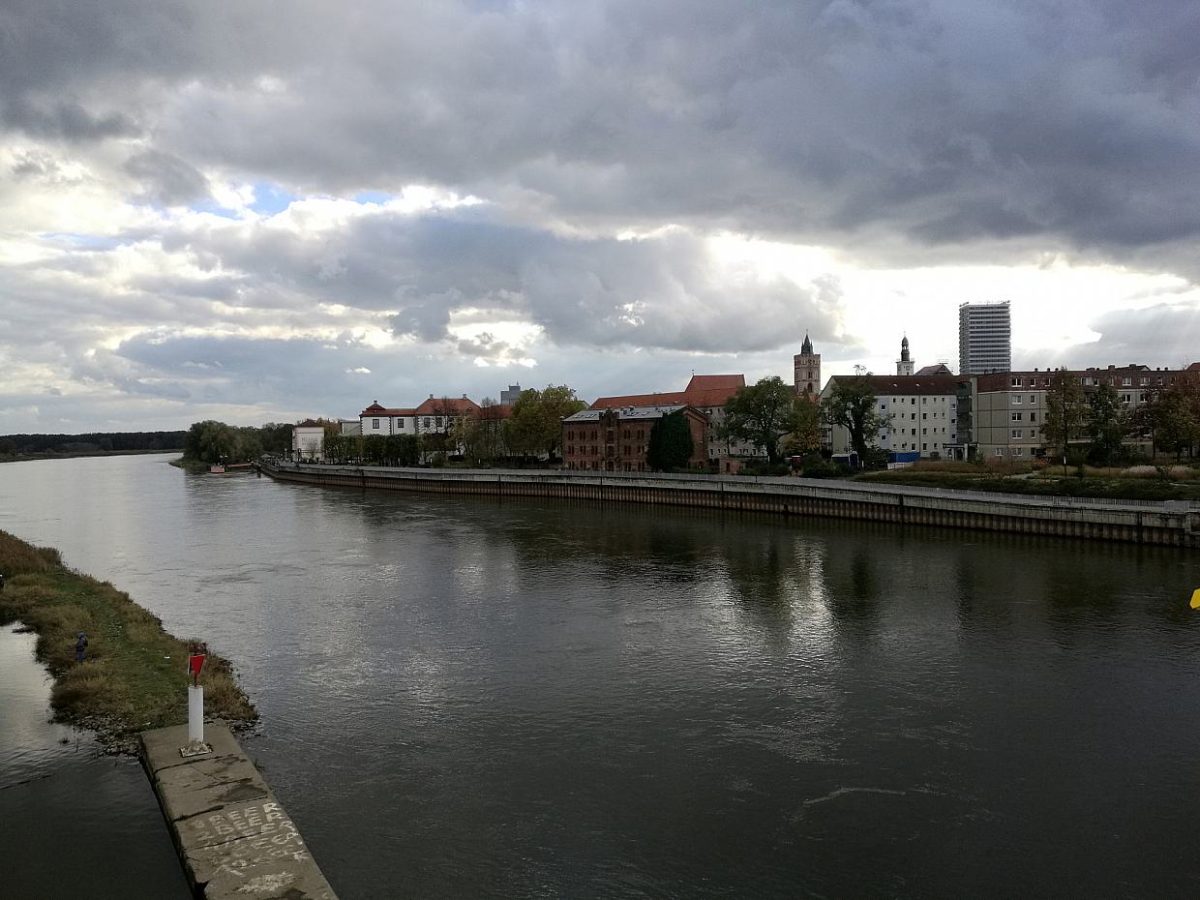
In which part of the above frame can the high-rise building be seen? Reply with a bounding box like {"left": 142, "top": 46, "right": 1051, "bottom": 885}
{"left": 958, "top": 301, "right": 1011, "bottom": 375}
{"left": 794, "top": 333, "right": 821, "bottom": 397}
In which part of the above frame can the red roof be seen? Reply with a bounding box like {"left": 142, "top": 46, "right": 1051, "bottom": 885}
{"left": 414, "top": 397, "right": 481, "bottom": 415}
{"left": 685, "top": 374, "right": 744, "bottom": 392}
{"left": 295, "top": 419, "right": 324, "bottom": 428}
{"left": 1188, "top": 362, "right": 1200, "bottom": 371}
{"left": 359, "top": 403, "right": 417, "bottom": 416}
{"left": 592, "top": 374, "right": 746, "bottom": 411}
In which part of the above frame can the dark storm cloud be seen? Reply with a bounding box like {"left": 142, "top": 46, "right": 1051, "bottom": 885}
{"left": 4, "top": 1, "right": 1199, "bottom": 262}
{"left": 1, "top": 96, "right": 138, "bottom": 141}
{"left": 123, "top": 150, "right": 210, "bottom": 206}
{"left": 1057, "top": 303, "right": 1200, "bottom": 369}
{"left": 167, "top": 208, "right": 838, "bottom": 353}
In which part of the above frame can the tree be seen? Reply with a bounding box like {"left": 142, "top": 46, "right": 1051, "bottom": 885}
{"left": 647, "top": 410, "right": 694, "bottom": 471}
{"left": 722, "top": 376, "right": 798, "bottom": 464}
{"left": 504, "top": 385, "right": 586, "bottom": 461}
{"left": 1085, "top": 384, "right": 1128, "bottom": 465}
{"left": 455, "top": 398, "right": 508, "bottom": 465}
{"left": 782, "top": 397, "right": 822, "bottom": 457}
{"left": 821, "top": 376, "right": 885, "bottom": 460}
{"left": 1146, "top": 385, "right": 1200, "bottom": 460}
{"left": 1042, "top": 368, "right": 1087, "bottom": 459}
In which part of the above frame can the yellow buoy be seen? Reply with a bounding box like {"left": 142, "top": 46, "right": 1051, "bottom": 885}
{"left": 1191, "top": 588, "right": 1200, "bottom": 610}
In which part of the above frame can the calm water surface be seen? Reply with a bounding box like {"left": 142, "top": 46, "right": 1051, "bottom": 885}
{"left": 1, "top": 454, "right": 1199, "bottom": 898}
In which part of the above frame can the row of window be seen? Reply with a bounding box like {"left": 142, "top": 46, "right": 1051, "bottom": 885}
{"left": 369, "top": 417, "right": 449, "bottom": 430}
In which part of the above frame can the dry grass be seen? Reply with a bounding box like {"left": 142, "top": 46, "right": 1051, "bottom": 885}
{"left": 1, "top": 529, "right": 256, "bottom": 752}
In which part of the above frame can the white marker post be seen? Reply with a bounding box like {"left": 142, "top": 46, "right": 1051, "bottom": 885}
{"left": 181, "top": 645, "right": 212, "bottom": 757}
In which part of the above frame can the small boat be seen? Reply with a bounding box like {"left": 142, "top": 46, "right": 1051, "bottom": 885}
{"left": 208, "top": 464, "right": 226, "bottom": 474}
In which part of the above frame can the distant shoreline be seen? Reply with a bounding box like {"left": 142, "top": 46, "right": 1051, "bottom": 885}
{"left": 0, "top": 448, "right": 182, "bottom": 465}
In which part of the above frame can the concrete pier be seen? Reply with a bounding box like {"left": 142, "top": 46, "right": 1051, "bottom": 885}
{"left": 141, "top": 724, "right": 338, "bottom": 899}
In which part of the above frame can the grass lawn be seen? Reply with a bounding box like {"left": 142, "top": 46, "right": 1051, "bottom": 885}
{"left": 0, "top": 529, "right": 256, "bottom": 753}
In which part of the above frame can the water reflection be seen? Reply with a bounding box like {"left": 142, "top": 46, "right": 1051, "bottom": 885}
{"left": 2, "top": 457, "right": 1200, "bottom": 898}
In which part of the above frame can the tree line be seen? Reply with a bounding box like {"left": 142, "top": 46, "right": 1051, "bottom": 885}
{"left": 0, "top": 431, "right": 187, "bottom": 457}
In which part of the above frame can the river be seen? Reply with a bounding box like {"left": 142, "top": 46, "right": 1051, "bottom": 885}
{"left": 1, "top": 453, "right": 1199, "bottom": 898}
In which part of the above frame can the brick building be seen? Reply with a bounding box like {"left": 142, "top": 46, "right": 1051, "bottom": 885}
{"left": 562, "top": 405, "right": 708, "bottom": 472}
{"left": 591, "top": 374, "right": 758, "bottom": 460}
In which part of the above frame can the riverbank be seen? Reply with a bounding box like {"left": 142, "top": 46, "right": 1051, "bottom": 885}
{"left": 261, "top": 460, "right": 1200, "bottom": 546}
{"left": 0, "top": 529, "right": 256, "bottom": 753}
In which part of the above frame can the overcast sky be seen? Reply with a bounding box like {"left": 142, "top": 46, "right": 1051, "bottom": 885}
{"left": 3, "top": 0, "right": 1199, "bottom": 432}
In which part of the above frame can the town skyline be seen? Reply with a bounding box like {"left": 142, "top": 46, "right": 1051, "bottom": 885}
{"left": 3, "top": 2, "right": 1199, "bottom": 433}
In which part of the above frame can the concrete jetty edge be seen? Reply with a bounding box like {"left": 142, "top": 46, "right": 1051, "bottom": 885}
{"left": 140, "top": 723, "right": 338, "bottom": 899}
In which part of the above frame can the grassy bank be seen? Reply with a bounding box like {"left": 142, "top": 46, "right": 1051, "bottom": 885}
{"left": 855, "top": 462, "right": 1200, "bottom": 501}
{"left": 0, "top": 529, "right": 256, "bottom": 753}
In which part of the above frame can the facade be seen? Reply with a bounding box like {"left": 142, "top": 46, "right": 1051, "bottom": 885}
{"left": 358, "top": 395, "right": 482, "bottom": 456}
{"left": 972, "top": 364, "right": 1198, "bottom": 459}
{"left": 793, "top": 333, "right": 821, "bottom": 397}
{"left": 562, "top": 405, "right": 708, "bottom": 472}
{"left": 592, "top": 374, "right": 758, "bottom": 461}
{"left": 500, "top": 384, "right": 523, "bottom": 405}
{"left": 292, "top": 420, "right": 325, "bottom": 461}
{"left": 821, "top": 375, "right": 963, "bottom": 459}
{"left": 958, "top": 301, "right": 1012, "bottom": 375}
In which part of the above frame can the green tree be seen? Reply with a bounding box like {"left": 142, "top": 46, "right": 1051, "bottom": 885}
{"left": 1042, "top": 368, "right": 1087, "bottom": 459}
{"left": 1085, "top": 384, "right": 1128, "bottom": 465}
{"left": 504, "top": 385, "right": 586, "bottom": 461}
{"left": 647, "top": 410, "right": 695, "bottom": 470}
{"left": 1147, "top": 386, "right": 1200, "bottom": 460}
{"left": 456, "top": 398, "right": 508, "bottom": 465}
{"left": 721, "top": 377, "right": 800, "bottom": 464}
{"left": 821, "top": 377, "right": 885, "bottom": 460}
{"left": 259, "top": 423, "right": 293, "bottom": 455}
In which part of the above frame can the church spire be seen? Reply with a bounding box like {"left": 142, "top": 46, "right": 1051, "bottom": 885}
{"left": 801, "top": 332, "right": 813, "bottom": 355}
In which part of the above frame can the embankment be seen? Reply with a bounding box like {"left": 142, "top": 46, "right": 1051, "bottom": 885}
{"left": 261, "top": 461, "right": 1200, "bottom": 547}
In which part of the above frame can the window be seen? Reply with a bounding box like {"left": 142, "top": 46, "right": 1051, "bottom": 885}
{"left": 1012, "top": 395, "right": 1022, "bottom": 404}
{"left": 922, "top": 412, "right": 927, "bottom": 419}
{"left": 995, "top": 448, "right": 1005, "bottom": 456}
{"left": 423, "top": 418, "right": 431, "bottom": 428}
{"left": 372, "top": 418, "right": 380, "bottom": 429}
{"left": 1011, "top": 412, "right": 1022, "bottom": 421}
{"left": 1011, "top": 377, "right": 1021, "bottom": 387}
{"left": 1122, "top": 377, "right": 1132, "bottom": 386}
{"left": 398, "top": 420, "right": 405, "bottom": 429}
{"left": 1012, "top": 429, "right": 1022, "bottom": 438}
{"left": 1029, "top": 413, "right": 1037, "bottom": 422}
{"left": 1013, "top": 447, "right": 1023, "bottom": 457}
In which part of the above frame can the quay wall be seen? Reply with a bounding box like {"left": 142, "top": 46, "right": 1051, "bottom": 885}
{"left": 260, "top": 461, "right": 1200, "bottom": 548}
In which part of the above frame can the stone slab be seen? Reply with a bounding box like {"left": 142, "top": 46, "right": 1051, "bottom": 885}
{"left": 141, "top": 724, "right": 338, "bottom": 900}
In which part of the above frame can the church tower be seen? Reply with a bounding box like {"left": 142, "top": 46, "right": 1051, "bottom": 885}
{"left": 896, "top": 335, "right": 914, "bottom": 376}
{"left": 794, "top": 333, "right": 821, "bottom": 397}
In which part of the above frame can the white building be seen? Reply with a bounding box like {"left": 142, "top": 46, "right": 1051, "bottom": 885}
{"left": 821, "top": 375, "right": 961, "bottom": 459}
{"left": 959, "top": 301, "right": 1012, "bottom": 375}
{"left": 292, "top": 420, "right": 325, "bottom": 461}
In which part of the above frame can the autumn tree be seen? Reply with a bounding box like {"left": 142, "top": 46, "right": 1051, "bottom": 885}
{"left": 1041, "top": 368, "right": 1087, "bottom": 459}
{"left": 782, "top": 397, "right": 823, "bottom": 457}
